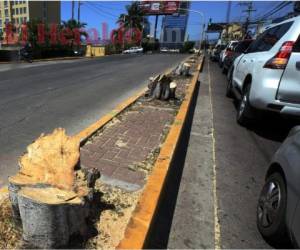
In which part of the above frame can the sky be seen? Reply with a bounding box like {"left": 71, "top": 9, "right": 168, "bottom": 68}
{"left": 61, "top": 1, "right": 294, "bottom": 42}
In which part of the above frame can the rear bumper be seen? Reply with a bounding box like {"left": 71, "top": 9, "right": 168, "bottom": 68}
{"left": 247, "top": 70, "right": 300, "bottom": 117}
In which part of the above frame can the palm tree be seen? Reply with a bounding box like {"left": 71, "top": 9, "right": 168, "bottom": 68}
{"left": 116, "top": 2, "right": 149, "bottom": 46}
{"left": 61, "top": 19, "right": 88, "bottom": 47}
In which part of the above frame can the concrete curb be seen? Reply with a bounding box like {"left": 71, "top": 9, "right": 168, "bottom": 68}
{"left": 117, "top": 56, "right": 204, "bottom": 249}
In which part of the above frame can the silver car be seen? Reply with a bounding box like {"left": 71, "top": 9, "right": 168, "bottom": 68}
{"left": 257, "top": 126, "right": 300, "bottom": 248}
{"left": 227, "top": 16, "right": 300, "bottom": 126}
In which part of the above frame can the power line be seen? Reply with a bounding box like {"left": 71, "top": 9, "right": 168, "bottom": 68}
{"left": 254, "top": 1, "right": 292, "bottom": 21}
{"left": 93, "top": 2, "right": 126, "bottom": 12}
{"left": 84, "top": 1, "right": 118, "bottom": 19}
{"left": 82, "top": 3, "right": 116, "bottom": 21}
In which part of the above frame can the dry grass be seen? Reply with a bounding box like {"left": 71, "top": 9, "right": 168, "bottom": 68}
{"left": 0, "top": 196, "right": 22, "bottom": 249}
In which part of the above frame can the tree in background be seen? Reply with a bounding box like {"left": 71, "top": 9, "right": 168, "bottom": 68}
{"left": 116, "top": 1, "right": 149, "bottom": 46}
{"left": 181, "top": 41, "right": 195, "bottom": 53}
{"left": 60, "top": 19, "right": 88, "bottom": 47}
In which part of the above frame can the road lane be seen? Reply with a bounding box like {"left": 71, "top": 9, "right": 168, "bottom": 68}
{"left": 0, "top": 53, "right": 187, "bottom": 184}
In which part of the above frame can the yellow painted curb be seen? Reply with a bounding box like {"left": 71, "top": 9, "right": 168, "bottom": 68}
{"left": 117, "top": 56, "right": 204, "bottom": 249}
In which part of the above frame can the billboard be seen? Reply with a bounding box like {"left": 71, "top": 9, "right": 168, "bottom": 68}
{"left": 139, "top": 1, "right": 180, "bottom": 15}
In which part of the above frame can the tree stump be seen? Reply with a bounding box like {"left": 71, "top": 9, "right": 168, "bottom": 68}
{"left": 175, "top": 62, "right": 191, "bottom": 76}
{"left": 147, "top": 74, "right": 176, "bottom": 101}
{"left": 8, "top": 128, "right": 100, "bottom": 248}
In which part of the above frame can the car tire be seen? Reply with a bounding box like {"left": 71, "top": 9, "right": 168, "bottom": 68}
{"left": 236, "top": 84, "right": 255, "bottom": 126}
{"left": 257, "top": 172, "right": 291, "bottom": 247}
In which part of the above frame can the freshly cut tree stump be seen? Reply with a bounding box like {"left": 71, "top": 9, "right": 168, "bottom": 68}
{"left": 8, "top": 128, "right": 101, "bottom": 248}
{"left": 147, "top": 74, "right": 176, "bottom": 100}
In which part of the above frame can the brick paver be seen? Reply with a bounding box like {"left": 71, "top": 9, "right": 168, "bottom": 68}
{"left": 81, "top": 105, "right": 174, "bottom": 190}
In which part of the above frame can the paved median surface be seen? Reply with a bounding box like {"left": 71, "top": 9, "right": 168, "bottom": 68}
{"left": 81, "top": 105, "right": 174, "bottom": 191}
{"left": 0, "top": 53, "right": 187, "bottom": 185}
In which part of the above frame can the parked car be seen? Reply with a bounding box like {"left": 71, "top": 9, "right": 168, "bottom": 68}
{"left": 257, "top": 126, "right": 300, "bottom": 248}
{"left": 210, "top": 44, "right": 226, "bottom": 61}
{"left": 123, "top": 47, "right": 143, "bottom": 54}
{"left": 219, "top": 40, "right": 238, "bottom": 67}
{"left": 160, "top": 47, "right": 169, "bottom": 53}
{"left": 223, "top": 39, "right": 253, "bottom": 74}
{"left": 227, "top": 16, "right": 300, "bottom": 126}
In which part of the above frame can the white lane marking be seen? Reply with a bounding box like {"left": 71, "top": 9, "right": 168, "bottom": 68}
{"left": 208, "top": 60, "right": 221, "bottom": 249}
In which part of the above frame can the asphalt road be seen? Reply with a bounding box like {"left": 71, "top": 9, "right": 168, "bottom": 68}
{"left": 0, "top": 53, "right": 187, "bottom": 185}
{"left": 208, "top": 59, "right": 298, "bottom": 248}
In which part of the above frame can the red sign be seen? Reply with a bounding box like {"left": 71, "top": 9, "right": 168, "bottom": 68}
{"left": 139, "top": 1, "right": 180, "bottom": 15}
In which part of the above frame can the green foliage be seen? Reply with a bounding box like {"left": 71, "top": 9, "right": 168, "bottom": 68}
{"left": 181, "top": 41, "right": 195, "bottom": 53}
{"left": 141, "top": 37, "right": 159, "bottom": 52}
{"left": 117, "top": 2, "right": 148, "bottom": 30}
{"left": 105, "top": 43, "right": 122, "bottom": 55}
{"left": 17, "top": 19, "right": 88, "bottom": 59}
{"left": 116, "top": 1, "right": 148, "bottom": 46}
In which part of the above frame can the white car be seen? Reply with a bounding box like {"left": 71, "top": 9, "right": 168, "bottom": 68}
{"left": 227, "top": 16, "right": 300, "bottom": 126}
{"left": 123, "top": 47, "right": 143, "bottom": 54}
{"left": 160, "top": 47, "right": 169, "bottom": 53}
{"left": 219, "top": 40, "right": 238, "bottom": 67}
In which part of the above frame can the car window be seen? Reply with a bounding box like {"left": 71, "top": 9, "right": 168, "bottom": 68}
{"left": 234, "top": 41, "right": 252, "bottom": 53}
{"left": 230, "top": 42, "right": 238, "bottom": 48}
{"left": 293, "top": 35, "right": 300, "bottom": 52}
{"left": 246, "top": 21, "right": 293, "bottom": 53}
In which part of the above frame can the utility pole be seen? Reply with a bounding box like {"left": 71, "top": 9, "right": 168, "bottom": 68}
{"left": 71, "top": 0, "right": 74, "bottom": 20}
{"left": 226, "top": 1, "right": 231, "bottom": 42}
{"left": 78, "top": 0, "right": 81, "bottom": 22}
{"left": 240, "top": 1, "right": 256, "bottom": 38}
{"left": 154, "top": 15, "right": 158, "bottom": 40}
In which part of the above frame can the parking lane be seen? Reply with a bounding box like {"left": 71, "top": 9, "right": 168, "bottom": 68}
{"left": 208, "top": 59, "right": 281, "bottom": 248}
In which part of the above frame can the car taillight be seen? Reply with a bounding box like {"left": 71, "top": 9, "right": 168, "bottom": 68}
{"left": 225, "top": 50, "right": 233, "bottom": 57}
{"left": 264, "top": 41, "right": 295, "bottom": 69}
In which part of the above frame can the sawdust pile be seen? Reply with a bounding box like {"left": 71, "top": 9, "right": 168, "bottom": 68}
{"left": 86, "top": 182, "right": 141, "bottom": 249}
{"left": 0, "top": 196, "right": 22, "bottom": 249}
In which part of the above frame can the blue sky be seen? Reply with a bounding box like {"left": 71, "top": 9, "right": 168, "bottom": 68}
{"left": 61, "top": 1, "right": 294, "bottom": 41}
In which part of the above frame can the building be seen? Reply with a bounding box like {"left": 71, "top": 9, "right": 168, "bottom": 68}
{"left": 220, "top": 23, "right": 243, "bottom": 42}
{"left": 159, "top": 1, "right": 190, "bottom": 49}
{"left": 0, "top": 1, "right": 60, "bottom": 33}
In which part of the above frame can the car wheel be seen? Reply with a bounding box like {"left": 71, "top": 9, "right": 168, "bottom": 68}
{"left": 236, "top": 84, "right": 254, "bottom": 126}
{"left": 257, "top": 172, "right": 290, "bottom": 247}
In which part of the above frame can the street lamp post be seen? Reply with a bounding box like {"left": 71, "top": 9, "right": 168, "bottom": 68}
{"left": 177, "top": 8, "right": 205, "bottom": 55}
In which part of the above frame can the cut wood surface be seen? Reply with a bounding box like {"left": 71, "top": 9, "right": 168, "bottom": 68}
{"left": 9, "top": 128, "right": 80, "bottom": 191}
{"left": 8, "top": 128, "right": 100, "bottom": 248}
